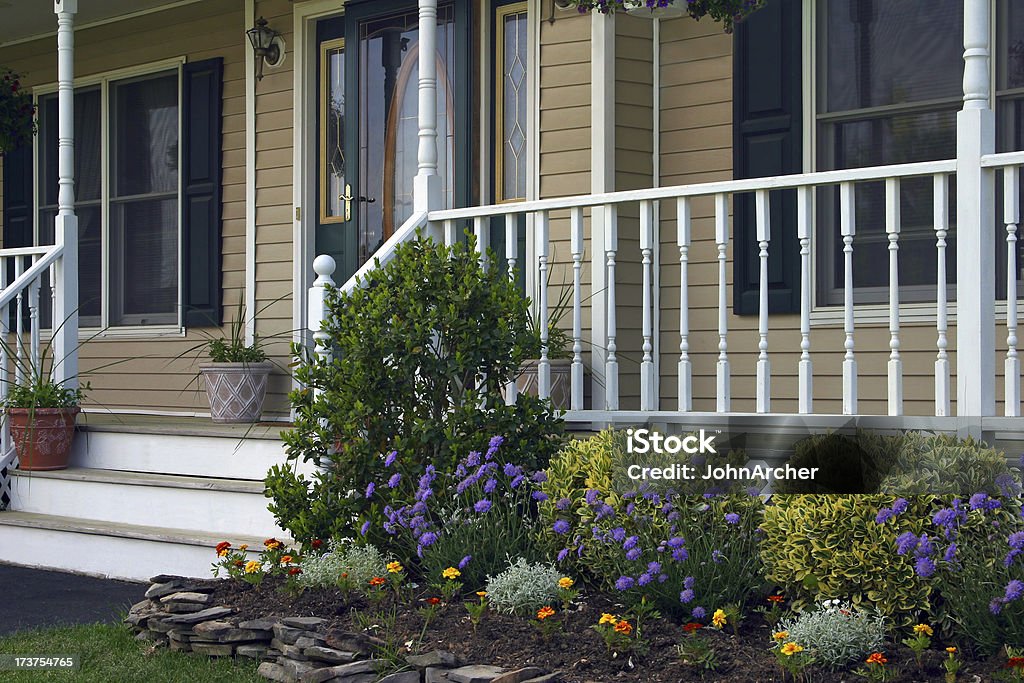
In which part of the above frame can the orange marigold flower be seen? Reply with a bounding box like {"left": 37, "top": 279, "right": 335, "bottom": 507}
{"left": 613, "top": 620, "right": 632, "bottom": 636}
{"left": 780, "top": 642, "right": 804, "bottom": 657}
{"left": 425, "top": 597, "right": 441, "bottom": 606}
{"left": 867, "top": 653, "right": 888, "bottom": 666}
{"left": 772, "top": 630, "right": 790, "bottom": 641}
{"left": 239, "top": 544, "right": 249, "bottom": 551}
{"left": 767, "top": 594, "right": 784, "bottom": 603}
{"left": 288, "top": 567, "right": 302, "bottom": 576}
{"left": 280, "top": 555, "right": 293, "bottom": 564}
{"left": 341, "top": 572, "right": 349, "bottom": 579}
{"left": 598, "top": 613, "right": 617, "bottom": 625}
{"left": 682, "top": 622, "right": 703, "bottom": 633}
{"left": 946, "top": 647, "right": 957, "bottom": 654}
{"left": 536, "top": 606, "right": 556, "bottom": 620}
{"left": 368, "top": 576, "right": 387, "bottom": 588}
{"left": 387, "top": 561, "right": 404, "bottom": 574}
{"left": 558, "top": 577, "right": 574, "bottom": 589}
{"left": 263, "top": 538, "right": 282, "bottom": 550}
{"left": 218, "top": 549, "right": 230, "bottom": 557}
{"left": 1007, "top": 657, "right": 1024, "bottom": 669}
{"left": 244, "top": 560, "right": 261, "bottom": 574}
{"left": 311, "top": 539, "right": 323, "bottom": 549}
{"left": 476, "top": 591, "right": 488, "bottom": 598}
{"left": 234, "top": 559, "right": 244, "bottom": 567}
{"left": 215, "top": 541, "right": 231, "bottom": 555}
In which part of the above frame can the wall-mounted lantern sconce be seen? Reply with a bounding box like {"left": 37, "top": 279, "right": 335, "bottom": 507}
{"left": 246, "top": 16, "right": 284, "bottom": 81}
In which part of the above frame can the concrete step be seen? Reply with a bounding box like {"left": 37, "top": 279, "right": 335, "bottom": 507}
{"left": 9, "top": 467, "right": 285, "bottom": 538}
{"left": 0, "top": 511, "right": 273, "bottom": 581}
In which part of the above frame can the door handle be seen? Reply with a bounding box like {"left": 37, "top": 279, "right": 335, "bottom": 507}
{"left": 339, "top": 184, "right": 354, "bottom": 221}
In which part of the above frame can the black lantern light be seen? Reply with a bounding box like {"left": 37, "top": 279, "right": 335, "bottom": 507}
{"left": 246, "top": 16, "right": 282, "bottom": 81}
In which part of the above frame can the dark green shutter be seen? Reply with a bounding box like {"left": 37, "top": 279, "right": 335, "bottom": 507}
{"left": 732, "top": 0, "right": 802, "bottom": 315}
{"left": 181, "top": 58, "right": 223, "bottom": 327}
{"left": 2, "top": 143, "right": 34, "bottom": 249}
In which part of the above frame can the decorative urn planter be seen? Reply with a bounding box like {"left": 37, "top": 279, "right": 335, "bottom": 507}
{"left": 200, "top": 362, "right": 273, "bottom": 423}
{"left": 516, "top": 358, "right": 573, "bottom": 409}
{"left": 7, "top": 406, "right": 80, "bottom": 471}
{"left": 625, "top": 0, "right": 686, "bottom": 19}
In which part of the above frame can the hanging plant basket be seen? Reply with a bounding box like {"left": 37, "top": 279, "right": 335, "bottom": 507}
{"left": 563, "top": 0, "right": 765, "bottom": 32}
{"left": 0, "top": 68, "right": 36, "bottom": 155}
{"left": 624, "top": 0, "right": 686, "bottom": 19}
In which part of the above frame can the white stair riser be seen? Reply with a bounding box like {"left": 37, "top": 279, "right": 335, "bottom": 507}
{"left": 0, "top": 525, "right": 218, "bottom": 581}
{"left": 10, "top": 477, "right": 283, "bottom": 539}
{"left": 70, "top": 431, "right": 290, "bottom": 480}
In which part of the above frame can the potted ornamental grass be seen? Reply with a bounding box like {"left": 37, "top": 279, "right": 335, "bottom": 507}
{"left": 198, "top": 306, "right": 273, "bottom": 424}
{"left": 561, "top": 0, "right": 765, "bottom": 31}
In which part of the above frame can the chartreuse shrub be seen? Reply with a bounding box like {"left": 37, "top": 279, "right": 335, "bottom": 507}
{"left": 776, "top": 599, "right": 887, "bottom": 670}
{"left": 266, "top": 233, "right": 564, "bottom": 551}
{"left": 539, "top": 428, "right": 765, "bottom": 619}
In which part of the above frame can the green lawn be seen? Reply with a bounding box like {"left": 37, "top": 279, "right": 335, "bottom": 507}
{"left": 0, "top": 623, "right": 263, "bottom": 682}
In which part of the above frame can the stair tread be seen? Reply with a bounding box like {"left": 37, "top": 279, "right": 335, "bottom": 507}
{"left": 0, "top": 511, "right": 287, "bottom": 548}
{"left": 10, "top": 467, "right": 267, "bottom": 493}
{"left": 78, "top": 416, "right": 287, "bottom": 441}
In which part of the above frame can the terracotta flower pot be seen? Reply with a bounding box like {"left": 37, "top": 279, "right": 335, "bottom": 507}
{"left": 200, "top": 362, "right": 273, "bottom": 423}
{"left": 517, "top": 358, "right": 573, "bottom": 409}
{"left": 6, "top": 406, "right": 80, "bottom": 471}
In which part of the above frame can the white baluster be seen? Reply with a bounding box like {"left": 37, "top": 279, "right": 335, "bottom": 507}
{"left": 473, "top": 216, "right": 489, "bottom": 267}
{"left": 677, "top": 197, "right": 692, "bottom": 412}
{"left": 29, "top": 262, "right": 41, "bottom": 373}
{"left": 536, "top": 210, "right": 551, "bottom": 400}
{"left": 934, "top": 174, "right": 951, "bottom": 416}
{"left": 715, "top": 193, "right": 730, "bottom": 413}
{"left": 50, "top": 262, "right": 56, "bottom": 330}
{"left": 443, "top": 219, "right": 458, "bottom": 247}
{"left": 570, "top": 207, "right": 584, "bottom": 411}
{"left": 797, "top": 186, "right": 813, "bottom": 414}
{"left": 14, "top": 256, "right": 24, "bottom": 384}
{"left": 640, "top": 200, "right": 655, "bottom": 411}
{"left": 504, "top": 212, "right": 519, "bottom": 405}
{"left": 1004, "top": 166, "right": 1020, "bottom": 416}
{"left": 605, "top": 203, "right": 619, "bottom": 411}
{"left": 505, "top": 213, "right": 517, "bottom": 279}
{"left": 0, "top": 257, "right": 8, "bottom": 457}
{"left": 755, "top": 190, "right": 771, "bottom": 414}
{"left": 886, "top": 178, "right": 903, "bottom": 416}
{"left": 308, "top": 255, "right": 336, "bottom": 365}
{"left": 840, "top": 182, "right": 857, "bottom": 415}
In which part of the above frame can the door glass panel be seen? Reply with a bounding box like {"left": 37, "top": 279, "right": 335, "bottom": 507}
{"left": 358, "top": 5, "right": 455, "bottom": 262}
{"left": 498, "top": 5, "right": 528, "bottom": 202}
{"left": 321, "top": 39, "right": 347, "bottom": 222}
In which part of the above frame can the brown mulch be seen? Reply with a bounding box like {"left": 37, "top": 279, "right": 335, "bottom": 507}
{"left": 188, "top": 577, "right": 1011, "bottom": 682}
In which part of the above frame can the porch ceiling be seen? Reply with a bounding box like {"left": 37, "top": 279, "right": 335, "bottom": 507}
{"left": 0, "top": 0, "right": 188, "bottom": 46}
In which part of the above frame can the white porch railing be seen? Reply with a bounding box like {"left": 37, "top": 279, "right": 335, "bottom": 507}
{"left": 0, "top": 244, "right": 65, "bottom": 505}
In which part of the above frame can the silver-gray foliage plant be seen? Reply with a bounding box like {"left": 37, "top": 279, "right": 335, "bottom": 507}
{"left": 298, "top": 540, "right": 391, "bottom": 589}
{"left": 485, "top": 557, "right": 563, "bottom": 615}
{"left": 778, "top": 599, "right": 887, "bottom": 670}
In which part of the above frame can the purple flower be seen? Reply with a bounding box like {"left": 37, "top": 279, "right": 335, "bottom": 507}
{"left": 474, "top": 499, "right": 492, "bottom": 513}
{"left": 532, "top": 491, "right": 549, "bottom": 502}
{"left": 943, "top": 544, "right": 958, "bottom": 562}
{"left": 658, "top": 573, "right": 668, "bottom": 583}
{"left": 990, "top": 598, "right": 1005, "bottom": 615}
{"left": 680, "top": 589, "right": 695, "bottom": 604}
{"left": 896, "top": 531, "right": 919, "bottom": 555}
{"left": 360, "top": 520, "right": 371, "bottom": 536}
{"left": 556, "top": 497, "right": 571, "bottom": 511}
{"left": 672, "top": 548, "right": 689, "bottom": 562}
{"left": 915, "top": 556, "right": 936, "bottom": 578}
{"left": 691, "top": 606, "right": 706, "bottom": 620}
{"left": 488, "top": 435, "right": 505, "bottom": 452}
{"left": 1006, "top": 579, "right": 1024, "bottom": 602}
{"left": 933, "top": 508, "right": 959, "bottom": 527}
{"left": 557, "top": 548, "right": 570, "bottom": 562}
{"left": 387, "top": 473, "right": 402, "bottom": 489}
{"left": 712, "top": 549, "right": 724, "bottom": 564}
{"left": 1010, "top": 531, "right": 1024, "bottom": 549}
{"left": 531, "top": 471, "right": 548, "bottom": 483}
{"left": 969, "top": 493, "right": 990, "bottom": 510}
{"left": 584, "top": 489, "right": 600, "bottom": 506}
{"left": 553, "top": 519, "right": 570, "bottom": 535}
{"left": 384, "top": 450, "right": 398, "bottom": 467}
{"left": 724, "top": 512, "right": 740, "bottom": 525}
{"left": 615, "top": 576, "right": 635, "bottom": 591}
{"left": 365, "top": 482, "right": 375, "bottom": 498}
{"left": 595, "top": 503, "right": 615, "bottom": 520}
{"left": 683, "top": 576, "right": 695, "bottom": 590}
{"left": 611, "top": 528, "right": 626, "bottom": 542}
{"left": 420, "top": 531, "right": 437, "bottom": 547}
{"left": 668, "top": 537, "right": 686, "bottom": 549}
{"left": 875, "top": 508, "right": 895, "bottom": 525}
{"left": 648, "top": 561, "right": 662, "bottom": 573}
{"left": 625, "top": 547, "right": 642, "bottom": 561}
{"left": 510, "top": 475, "right": 525, "bottom": 489}
{"left": 637, "top": 573, "right": 652, "bottom": 586}
{"left": 623, "top": 535, "right": 639, "bottom": 551}
{"left": 466, "top": 451, "right": 481, "bottom": 467}
{"left": 459, "top": 555, "right": 473, "bottom": 570}
{"left": 483, "top": 478, "right": 497, "bottom": 494}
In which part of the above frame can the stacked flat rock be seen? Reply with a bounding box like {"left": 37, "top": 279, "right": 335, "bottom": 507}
{"left": 127, "top": 577, "right": 562, "bottom": 683}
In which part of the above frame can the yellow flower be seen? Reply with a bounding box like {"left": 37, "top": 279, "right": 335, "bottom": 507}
{"left": 244, "top": 560, "right": 261, "bottom": 574}
{"left": 387, "top": 561, "right": 404, "bottom": 574}
{"left": 239, "top": 544, "right": 249, "bottom": 551}
{"left": 781, "top": 642, "right": 804, "bottom": 656}
{"left": 599, "top": 613, "right": 617, "bottom": 625}
{"left": 558, "top": 577, "right": 574, "bottom": 589}
{"left": 913, "top": 624, "right": 933, "bottom": 637}
{"left": 217, "top": 549, "right": 229, "bottom": 557}
{"left": 536, "top": 606, "right": 556, "bottom": 620}
{"left": 711, "top": 609, "right": 727, "bottom": 628}
{"left": 280, "top": 555, "right": 293, "bottom": 564}
{"left": 946, "top": 647, "right": 957, "bottom": 654}
{"left": 772, "top": 630, "right": 790, "bottom": 641}
{"left": 442, "top": 567, "right": 461, "bottom": 580}
{"left": 476, "top": 591, "right": 488, "bottom": 598}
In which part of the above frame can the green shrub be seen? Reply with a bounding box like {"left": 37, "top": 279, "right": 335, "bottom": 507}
{"left": 485, "top": 558, "right": 563, "bottom": 615}
{"left": 774, "top": 430, "right": 896, "bottom": 494}
{"left": 777, "top": 599, "right": 887, "bottom": 670}
{"left": 761, "top": 494, "right": 932, "bottom": 626}
{"left": 540, "top": 428, "right": 764, "bottom": 618}
{"left": 877, "top": 432, "right": 1015, "bottom": 497}
{"left": 266, "top": 234, "right": 564, "bottom": 545}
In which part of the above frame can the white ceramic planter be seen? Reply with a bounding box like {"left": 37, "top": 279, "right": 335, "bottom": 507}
{"left": 625, "top": 0, "right": 686, "bottom": 19}
{"left": 200, "top": 362, "right": 273, "bottom": 423}
{"left": 517, "top": 358, "right": 573, "bottom": 409}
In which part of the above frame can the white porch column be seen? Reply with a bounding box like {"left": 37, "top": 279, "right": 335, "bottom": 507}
{"left": 53, "top": 0, "right": 79, "bottom": 389}
{"left": 956, "top": 0, "right": 996, "bottom": 417}
{"left": 590, "top": 11, "right": 615, "bottom": 411}
{"left": 415, "top": 0, "right": 442, "bottom": 241}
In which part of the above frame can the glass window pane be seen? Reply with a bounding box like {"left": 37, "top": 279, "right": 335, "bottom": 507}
{"left": 37, "top": 89, "right": 101, "bottom": 207}
{"left": 322, "top": 40, "right": 346, "bottom": 221}
{"left": 820, "top": 0, "right": 962, "bottom": 114}
{"left": 500, "top": 8, "right": 528, "bottom": 202}
{"left": 112, "top": 73, "right": 178, "bottom": 197}
{"left": 110, "top": 198, "right": 178, "bottom": 324}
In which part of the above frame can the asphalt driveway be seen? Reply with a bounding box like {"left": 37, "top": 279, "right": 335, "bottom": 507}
{"left": 0, "top": 564, "right": 145, "bottom": 636}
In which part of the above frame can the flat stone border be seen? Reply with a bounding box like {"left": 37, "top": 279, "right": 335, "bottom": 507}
{"left": 127, "top": 576, "right": 562, "bottom": 683}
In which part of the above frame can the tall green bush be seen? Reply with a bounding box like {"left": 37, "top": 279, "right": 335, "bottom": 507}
{"left": 266, "top": 234, "right": 564, "bottom": 546}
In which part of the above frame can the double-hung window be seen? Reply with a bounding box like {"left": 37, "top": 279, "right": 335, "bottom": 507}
{"left": 36, "top": 67, "right": 180, "bottom": 328}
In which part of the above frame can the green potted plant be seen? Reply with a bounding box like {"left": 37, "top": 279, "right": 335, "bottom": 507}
{"left": 518, "top": 282, "right": 576, "bottom": 410}
{"left": 559, "top": 0, "right": 764, "bottom": 32}
{"left": 198, "top": 310, "right": 273, "bottom": 424}
{"left": 3, "top": 366, "right": 85, "bottom": 472}
{"left": 0, "top": 67, "right": 36, "bottom": 154}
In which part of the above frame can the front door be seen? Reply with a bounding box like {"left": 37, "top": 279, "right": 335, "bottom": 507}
{"left": 315, "top": 1, "right": 467, "bottom": 283}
